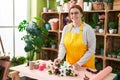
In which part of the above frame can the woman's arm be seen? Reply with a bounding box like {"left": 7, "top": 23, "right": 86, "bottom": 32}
{"left": 57, "top": 24, "right": 71, "bottom": 60}
{"left": 77, "top": 25, "right": 96, "bottom": 66}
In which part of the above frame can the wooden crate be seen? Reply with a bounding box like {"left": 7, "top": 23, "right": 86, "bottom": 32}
{"left": 118, "top": 18, "right": 120, "bottom": 34}
{"left": 113, "top": 0, "right": 120, "bottom": 10}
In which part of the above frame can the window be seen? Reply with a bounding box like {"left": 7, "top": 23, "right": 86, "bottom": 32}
{"left": 0, "top": 0, "right": 30, "bottom": 58}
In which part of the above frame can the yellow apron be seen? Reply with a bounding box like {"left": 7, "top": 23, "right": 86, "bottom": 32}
{"left": 63, "top": 23, "right": 95, "bottom": 69}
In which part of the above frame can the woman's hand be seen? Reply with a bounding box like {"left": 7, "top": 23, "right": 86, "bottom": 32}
{"left": 53, "top": 58, "right": 61, "bottom": 65}
{"left": 73, "top": 63, "right": 81, "bottom": 70}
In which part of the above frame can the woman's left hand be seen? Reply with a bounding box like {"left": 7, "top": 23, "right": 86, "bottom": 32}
{"left": 73, "top": 63, "right": 81, "bottom": 70}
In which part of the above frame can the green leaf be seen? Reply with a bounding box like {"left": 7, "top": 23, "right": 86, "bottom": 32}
{"left": 34, "top": 17, "right": 45, "bottom": 23}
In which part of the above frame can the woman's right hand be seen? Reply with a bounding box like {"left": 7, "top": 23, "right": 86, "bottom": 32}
{"left": 54, "top": 58, "right": 61, "bottom": 65}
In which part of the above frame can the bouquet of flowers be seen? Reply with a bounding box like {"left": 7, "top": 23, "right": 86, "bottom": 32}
{"left": 47, "top": 61, "right": 78, "bottom": 77}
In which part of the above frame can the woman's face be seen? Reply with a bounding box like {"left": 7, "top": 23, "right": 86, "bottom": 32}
{"left": 70, "top": 8, "right": 82, "bottom": 23}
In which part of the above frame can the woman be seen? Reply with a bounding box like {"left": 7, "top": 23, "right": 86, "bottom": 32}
{"left": 54, "top": 5, "right": 96, "bottom": 70}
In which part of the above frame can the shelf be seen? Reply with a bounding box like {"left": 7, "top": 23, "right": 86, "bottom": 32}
{"left": 106, "top": 33, "right": 120, "bottom": 37}
{"left": 48, "top": 30, "right": 59, "bottom": 33}
{"left": 108, "top": 10, "right": 120, "bottom": 12}
{"left": 42, "top": 47, "right": 58, "bottom": 52}
{"left": 95, "top": 55, "right": 104, "bottom": 59}
{"left": 41, "top": 10, "right": 120, "bottom": 73}
{"left": 106, "top": 57, "right": 120, "bottom": 62}
{"left": 95, "top": 33, "right": 105, "bottom": 36}
{"left": 84, "top": 10, "right": 105, "bottom": 13}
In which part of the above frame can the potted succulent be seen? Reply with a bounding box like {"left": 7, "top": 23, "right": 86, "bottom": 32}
{"left": 108, "top": 21, "right": 117, "bottom": 34}
{"left": 18, "top": 17, "right": 49, "bottom": 61}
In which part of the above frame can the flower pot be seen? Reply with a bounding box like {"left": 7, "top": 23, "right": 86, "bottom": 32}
{"left": 109, "top": 29, "right": 114, "bottom": 34}
{"left": 84, "top": 2, "right": 92, "bottom": 11}
{"left": 117, "top": 55, "right": 120, "bottom": 59}
{"left": 108, "top": 54, "right": 111, "bottom": 57}
{"left": 49, "top": 18, "right": 59, "bottom": 30}
{"left": 51, "top": 44, "right": 56, "bottom": 49}
{"left": 57, "top": 6, "right": 63, "bottom": 12}
{"left": 45, "top": 23, "right": 51, "bottom": 30}
{"left": 112, "top": 54, "right": 116, "bottom": 58}
{"left": 113, "top": 29, "right": 117, "bottom": 34}
{"left": 99, "top": 29, "right": 104, "bottom": 33}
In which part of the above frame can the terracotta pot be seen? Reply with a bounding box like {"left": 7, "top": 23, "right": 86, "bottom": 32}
{"left": 48, "top": 18, "right": 59, "bottom": 30}
{"left": 49, "top": 22, "right": 59, "bottom": 30}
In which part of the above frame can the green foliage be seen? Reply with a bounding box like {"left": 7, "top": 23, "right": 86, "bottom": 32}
{"left": 64, "top": 0, "right": 70, "bottom": 3}
{"left": 88, "top": 13, "right": 99, "bottom": 29}
{"left": 84, "top": 0, "right": 92, "bottom": 2}
{"left": 11, "top": 56, "right": 26, "bottom": 66}
{"left": 104, "top": 0, "right": 113, "bottom": 3}
{"left": 108, "top": 21, "right": 117, "bottom": 29}
{"left": 92, "top": 13, "right": 99, "bottom": 25}
{"left": 18, "top": 17, "right": 49, "bottom": 61}
{"left": 50, "top": 39, "right": 57, "bottom": 45}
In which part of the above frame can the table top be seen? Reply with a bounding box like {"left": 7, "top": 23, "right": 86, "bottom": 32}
{"left": 10, "top": 60, "right": 117, "bottom": 80}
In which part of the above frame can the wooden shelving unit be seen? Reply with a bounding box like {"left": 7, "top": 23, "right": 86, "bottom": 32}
{"left": 41, "top": 10, "right": 120, "bottom": 73}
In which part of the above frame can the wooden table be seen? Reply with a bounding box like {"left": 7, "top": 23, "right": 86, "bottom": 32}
{"left": 10, "top": 60, "right": 117, "bottom": 80}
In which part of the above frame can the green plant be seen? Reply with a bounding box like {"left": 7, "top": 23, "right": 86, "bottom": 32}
{"left": 84, "top": 0, "right": 92, "bottom": 2}
{"left": 104, "top": 0, "right": 113, "bottom": 3}
{"left": 64, "top": 0, "right": 70, "bottom": 3}
{"left": 11, "top": 56, "right": 26, "bottom": 66}
{"left": 89, "top": 13, "right": 99, "bottom": 29}
{"left": 18, "top": 17, "right": 49, "bottom": 61}
{"left": 50, "top": 39, "right": 57, "bottom": 45}
{"left": 108, "top": 21, "right": 117, "bottom": 29}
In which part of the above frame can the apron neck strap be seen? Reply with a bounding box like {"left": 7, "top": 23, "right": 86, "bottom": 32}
{"left": 69, "top": 22, "right": 84, "bottom": 32}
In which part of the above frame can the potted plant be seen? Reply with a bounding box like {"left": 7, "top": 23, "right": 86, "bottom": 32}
{"left": 50, "top": 39, "right": 57, "bottom": 49}
{"left": 117, "top": 52, "right": 120, "bottom": 59}
{"left": 18, "top": 17, "right": 49, "bottom": 61}
{"left": 83, "top": 0, "right": 92, "bottom": 11}
{"left": 111, "top": 51, "right": 117, "bottom": 58}
{"left": 108, "top": 21, "right": 117, "bottom": 34}
{"left": 116, "top": 48, "right": 120, "bottom": 59}
{"left": 89, "top": 13, "right": 100, "bottom": 32}
{"left": 108, "top": 52, "right": 112, "bottom": 57}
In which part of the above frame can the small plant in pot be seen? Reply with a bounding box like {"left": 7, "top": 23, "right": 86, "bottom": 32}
{"left": 50, "top": 39, "right": 57, "bottom": 49}
{"left": 108, "top": 21, "right": 117, "bottom": 34}
{"left": 111, "top": 51, "right": 117, "bottom": 58}
{"left": 83, "top": 0, "right": 92, "bottom": 11}
{"left": 108, "top": 52, "right": 112, "bottom": 57}
{"left": 117, "top": 48, "right": 120, "bottom": 59}
{"left": 117, "top": 52, "right": 120, "bottom": 59}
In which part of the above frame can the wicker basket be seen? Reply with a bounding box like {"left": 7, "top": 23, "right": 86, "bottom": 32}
{"left": 92, "top": 2, "right": 104, "bottom": 10}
